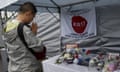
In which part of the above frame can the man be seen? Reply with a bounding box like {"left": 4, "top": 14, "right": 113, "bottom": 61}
{"left": 4, "top": 2, "right": 44, "bottom": 72}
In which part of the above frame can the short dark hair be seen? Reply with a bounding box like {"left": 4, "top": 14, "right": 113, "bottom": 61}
{"left": 19, "top": 2, "right": 37, "bottom": 14}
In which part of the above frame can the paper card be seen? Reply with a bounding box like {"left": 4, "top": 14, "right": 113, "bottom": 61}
{"left": 65, "top": 44, "right": 78, "bottom": 49}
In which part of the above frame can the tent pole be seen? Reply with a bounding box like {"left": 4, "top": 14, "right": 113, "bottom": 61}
{"left": 50, "top": 0, "right": 63, "bottom": 52}
{"left": 5, "top": 9, "right": 8, "bottom": 22}
{"left": 0, "top": 10, "right": 6, "bottom": 48}
{"left": 0, "top": 10, "right": 3, "bottom": 25}
{"left": 12, "top": 4, "right": 57, "bottom": 8}
{"left": 0, "top": 10, "right": 5, "bottom": 32}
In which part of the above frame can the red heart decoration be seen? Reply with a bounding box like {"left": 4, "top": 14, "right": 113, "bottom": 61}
{"left": 72, "top": 16, "right": 87, "bottom": 34}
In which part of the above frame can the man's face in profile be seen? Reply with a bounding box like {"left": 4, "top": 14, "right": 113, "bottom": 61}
{"left": 24, "top": 11, "right": 35, "bottom": 24}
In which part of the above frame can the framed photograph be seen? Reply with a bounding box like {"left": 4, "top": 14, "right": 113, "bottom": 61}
{"left": 65, "top": 43, "right": 78, "bottom": 49}
{"left": 65, "top": 43, "right": 79, "bottom": 53}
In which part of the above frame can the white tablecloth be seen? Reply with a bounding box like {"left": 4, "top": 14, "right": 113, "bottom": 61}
{"left": 42, "top": 55, "right": 99, "bottom": 72}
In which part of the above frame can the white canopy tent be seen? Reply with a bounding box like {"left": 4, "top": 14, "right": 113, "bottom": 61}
{"left": 0, "top": 0, "right": 94, "bottom": 8}
{"left": 0, "top": 0, "right": 120, "bottom": 9}
{"left": 0, "top": 0, "right": 120, "bottom": 57}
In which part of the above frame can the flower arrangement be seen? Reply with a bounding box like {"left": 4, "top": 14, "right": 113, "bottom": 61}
{"left": 55, "top": 44, "right": 120, "bottom": 72}
{"left": 56, "top": 44, "right": 91, "bottom": 66}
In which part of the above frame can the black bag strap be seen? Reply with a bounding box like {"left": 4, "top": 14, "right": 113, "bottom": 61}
{"left": 17, "top": 23, "right": 35, "bottom": 55}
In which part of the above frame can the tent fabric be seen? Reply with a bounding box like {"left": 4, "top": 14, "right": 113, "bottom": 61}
{"left": 9, "top": 0, "right": 91, "bottom": 7}
{"left": 0, "top": 0, "right": 120, "bottom": 9}
{"left": 0, "top": 0, "right": 18, "bottom": 9}
{"left": 0, "top": 0, "right": 92, "bottom": 9}
{"left": 33, "top": 11, "right": 60, "bottom": 57}
{"left": 9, "top": 0, "right": 120, "bottom": 7}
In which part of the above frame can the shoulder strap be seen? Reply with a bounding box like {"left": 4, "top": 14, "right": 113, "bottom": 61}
{"left": 17, "top": 24, "right": 35, "bottom": 55}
